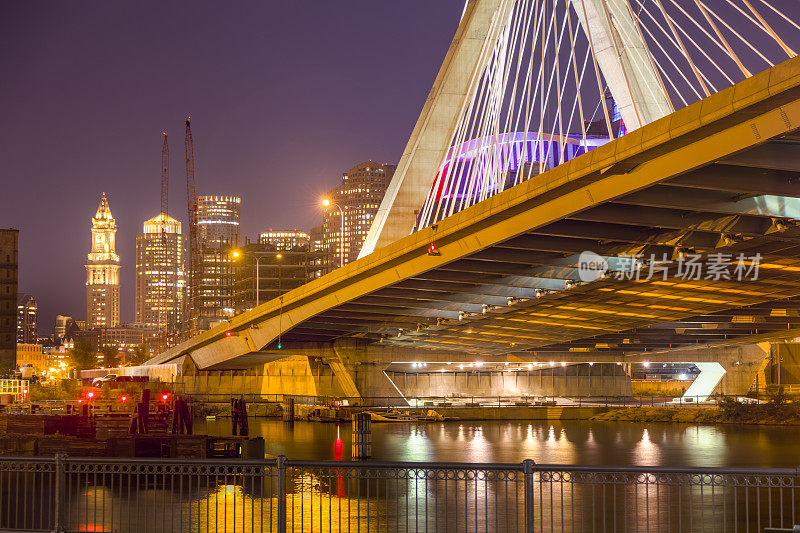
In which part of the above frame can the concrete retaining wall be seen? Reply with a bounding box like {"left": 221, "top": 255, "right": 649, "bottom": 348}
{"left": 387, "top": 364, "right": 631, "bottom": 397}
{"left": 175, "top": 356, "right": 347, "bottom": 397}
{"left": 433, "top": 406, "right": 608, "bottom": 420}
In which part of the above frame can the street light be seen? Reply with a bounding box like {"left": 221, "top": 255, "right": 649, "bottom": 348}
{"left": 231, "top": 249, "right": 283, "bottom": 308}
{"left": 322, "top": 198, "right": 345, "bottom": 268}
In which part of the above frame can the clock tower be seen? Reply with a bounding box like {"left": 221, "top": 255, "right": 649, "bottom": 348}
{"left": 85, "top": 193, "right": 121, "bottom": 329}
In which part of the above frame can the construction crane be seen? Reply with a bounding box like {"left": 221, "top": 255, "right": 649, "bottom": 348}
{"left": 185, "top": 117, "right": 198, "bottom": 336}
{"left": 159, "top": 131, "right": 170, "bottom": 350}
{"left": 160, "top": 132, "right": 169, "bottom": 245}
{"left": 161, "top": 132, "right": 169, "bottom": 216}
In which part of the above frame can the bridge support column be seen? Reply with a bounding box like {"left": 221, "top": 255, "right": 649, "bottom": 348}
{"left": 328, "top": 340, "right": 408, "bottom": 402}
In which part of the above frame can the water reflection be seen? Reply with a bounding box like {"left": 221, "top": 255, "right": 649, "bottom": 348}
{"left": 52, "top": 460, "right": 795, "bottom": 532}
{"left": 198, "top": 418, "right": 800, "bottom": 468}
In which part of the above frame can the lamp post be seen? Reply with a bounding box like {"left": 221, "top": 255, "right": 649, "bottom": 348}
{"left": 322, "top": 198, "right": 345, "bottom": 268}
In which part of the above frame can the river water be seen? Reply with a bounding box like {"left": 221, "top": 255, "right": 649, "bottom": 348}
{"left": 197, "top": 418, "right": 800, "bottom": 467}
{"left": 9, "top": 419, "right": 798, "bottom": 532}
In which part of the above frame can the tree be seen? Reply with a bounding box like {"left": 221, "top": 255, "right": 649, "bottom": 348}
{"left": 69, "top": 340, "right": 97, "bottom": 371}
{"left": 129, "top": 345, "right": 151, "bottom": 366}
{"left": 100, "top": 345, "right": 121, "bottom": 368}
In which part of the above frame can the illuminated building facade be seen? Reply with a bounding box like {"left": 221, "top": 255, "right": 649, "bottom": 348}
{"left": 85, "top": 194, "right": 120, "bottom": 329}
{"left": 54, "top": 315, "right": 78, "bottom": 343}
{"left": 135, "top": 214, "right": 185, "bottom": 342}
{"left": 322, "top": 161, "right": 395, "bottom": 266}
{"left": 197, "top": 196, "right": 240, "bottom": 247}
{"left": 16, "top": 294, "right": 37, "bottom": 344}
{"left": 259, "top": 230, "right": 309, "bottom": 251}
{"left": 196, "top": 196, "right": 240, "bottom": 329}
{"left": 71, "top": 323, "right": 158, "bottom": 359}
{"left": 16, "top": 343, "right": 45, "bottom": 372}
{"left": 0, "top": 229, "right": 18, "bottom": 368}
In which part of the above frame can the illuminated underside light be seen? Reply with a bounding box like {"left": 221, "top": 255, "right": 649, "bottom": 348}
{"left": 731, "top": 315, "right": 759, "bottom": 323}
{"left": 759, "top": 263, "right": 796, "bottom": 270}
{"left": 568, "top": 347, "right": 592, "bottom": 352}
{"left": 685, "top": 297, "right": 737, "bottom": 305}
{"left": 648, "top": 305, "right": 692, "bottom": 312}
{"left": 506, "top": 319, "right": 606, "bottom": 331}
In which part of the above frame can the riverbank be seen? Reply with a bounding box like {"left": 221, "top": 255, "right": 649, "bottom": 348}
{"left": 592, "top": 406, "right": 800, "bottom": 425}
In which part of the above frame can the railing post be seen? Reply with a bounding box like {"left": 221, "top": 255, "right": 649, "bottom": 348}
{"left": 523, "top": 459, "right": 536, "bottom": 533}
{"left": 277, "top": 455, "right": 287, "bottom": 533}
{"left": 53, "top": 453, "right": 66, "bottom": 533}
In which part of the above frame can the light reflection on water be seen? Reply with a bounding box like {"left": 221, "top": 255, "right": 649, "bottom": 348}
{"left": 197, "top": 418, "right": 800, "bottom": 467}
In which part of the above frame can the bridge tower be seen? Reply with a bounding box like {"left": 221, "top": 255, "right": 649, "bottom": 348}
{"left": 361, "top": 0, "right": 671, "bottom": 258}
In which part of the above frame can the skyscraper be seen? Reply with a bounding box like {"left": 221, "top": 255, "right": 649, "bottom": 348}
{"left": 135, "top": 213, "right": 185, "bottom": 342}
{"left": 85, "top": 194, "right": 120, "bottom": 329}
{"left": 197, "top": 196, "right": 240, "bottom": 248}
{"left": 16, "top": 294, "right": 37, "bottom": 344}
{"left": 194, "top": 195, "right": 241, "bottom": 329}
{"left": 0, "top": 229, "right": 18, "bottom": 368}
{"left": 322, "top": 161, "right": 395, "bottom": 266}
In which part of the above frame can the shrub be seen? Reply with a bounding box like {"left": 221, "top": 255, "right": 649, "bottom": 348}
{"left": 718, "top": 395, "right": 748, "bottom": 420}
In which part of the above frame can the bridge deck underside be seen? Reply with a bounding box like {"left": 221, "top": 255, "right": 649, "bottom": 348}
{"left": 284, "top": 132, "right": 800, "bottom": 356}
{"left": 148, "top": 58, "right": 800, "bottom": 368}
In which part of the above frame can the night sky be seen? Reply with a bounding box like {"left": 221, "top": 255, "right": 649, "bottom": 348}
{"left": 0, "top": 2, "right": 464, "bottom": 332}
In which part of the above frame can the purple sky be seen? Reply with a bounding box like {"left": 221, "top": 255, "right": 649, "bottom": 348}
{"left": 1, "top": 2, "right": 463, "bottom": 331}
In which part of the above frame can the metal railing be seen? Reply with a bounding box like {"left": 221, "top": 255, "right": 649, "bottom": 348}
{"left": 1, "top": 455, "right": 799, "bottom": 532}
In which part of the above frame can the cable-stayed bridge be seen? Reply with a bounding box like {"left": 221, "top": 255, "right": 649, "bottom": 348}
{"left": 148, "top": 0, "right": 800, "bottom": 400}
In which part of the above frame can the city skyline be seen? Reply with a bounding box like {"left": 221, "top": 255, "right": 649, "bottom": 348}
{"left": 1, "top": 2, "right": 463, "bottom": 330}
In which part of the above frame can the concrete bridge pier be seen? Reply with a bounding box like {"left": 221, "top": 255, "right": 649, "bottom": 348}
{"left": 714, "top": 344, "right": 771, "bottom": 396}
{"left": 325, "top": 340, "right": 424, "bottom": 402}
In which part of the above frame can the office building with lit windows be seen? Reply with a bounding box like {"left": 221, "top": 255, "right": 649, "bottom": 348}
{"left": 232, "top": 242, "right": 329, "bottom": 313}
{"left": 197, "top": 196, "right": 241, "bottom": 248}
{"left": 322, "top": 161, "right": 395, "bottom": 266}
{"left": 85, "top": 194, "right": 120, "bottom": 329}
{"left": 16, "top": 293, "right": 37, "bottom": 344}
{"left": 259, "top": 230, "right": 310, "bottom": 251}
{"left": 0, "top": 229, "right": 18, "bottom": 368}
{"left": 135, "top": 213, "right": 185, "bottom": 342}
{"left": 195, "top": 195, "right": 240, "bottom": 329}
